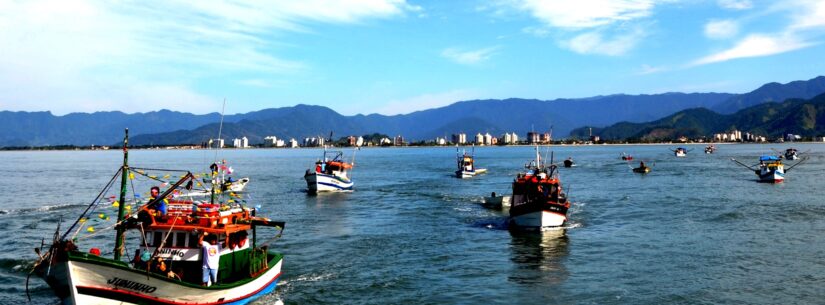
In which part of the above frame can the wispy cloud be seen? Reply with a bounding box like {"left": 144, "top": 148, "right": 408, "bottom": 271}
{"left": 441, "top": 47, "right": 500, "bottom": 65}
{"left": 516, "top": 0, "right": 655, "bottom": 29}
{"left": 562, "top": 27, "right": 647, "bottom": 56}
{"left": 691, "top": 0, "right": 825, "bottom": 66}
{"left": 637, "top": 64, "right": 668, "bottom": 75}
{"left": 0, "top": 0, "right": 420, "bottom": 114}
{"left": 717, "top": 0, "right": 753, "bottom": 10}
{"left": 503, "top": 0, "right": 662, "bottom": 56}
{"left": 691, "top": 34, "right": 814, "bottom": 66}
{"left": 704, "top": 19, "right": 739, "bottom": 39}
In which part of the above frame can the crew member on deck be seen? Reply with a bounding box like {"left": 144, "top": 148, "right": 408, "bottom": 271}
{"left": 200, "top": 233, "right": 223, "bottom": 286}
{"left": 149, "top": 186, "right": 167, "bottom": 218}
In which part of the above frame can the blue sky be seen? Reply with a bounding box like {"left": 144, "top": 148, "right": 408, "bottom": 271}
{"left": 1, "top": 0, "right": 824, "bottom": 116}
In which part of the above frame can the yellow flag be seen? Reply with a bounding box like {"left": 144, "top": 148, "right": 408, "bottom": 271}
{"left": 129, "top": 172, "right": 135, "bottom": 180}
{"left": 98, "top": 213, "right": 106, "bottom": 219}
{"left": 149, "top": 175, "right": 157, "bottom": 179}
{"left": 163, "top": 174, "right": 171, "bottom": 179}
{"left": 87, "top": 227, "right": 95, "bottom": 232}
{"left": 79, "top": 218, "right": 87, "bottom": 223}
{"left": 125, "top": 205, "right": 132, "bottom": 211}
{"left": 112, "top": 201, "right": 120, "bottom": 208}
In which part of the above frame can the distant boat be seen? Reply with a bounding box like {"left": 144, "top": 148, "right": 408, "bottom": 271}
{"left": 482, "top": 192, "right": 511, "bottom": 209}
{"left": 509, "top": 147, "right": 571, "bottom": 230}
{"left": 305, "top": 149, "right": 354, "bottom": 193}
{"left": 563, "top": 157, "right": 574, "bottom": 168}
{"left": 784, "top": 148, "right": 799, "bottom": 160}
{"left": 672, "top": 147, "right": 690, "bottom": 157}
{"left": 621, "top": 153, "right": 633, "bottom": 161}
{"left": 731, "top": 155, "right": 808, "bottom": 183}
{"left": 705, "top": 145, "right": 716, "bottom": 154}
{"left": 633, "top": 162, "right": 651, "bottom": 174}
{"left": 455, "top": 148, "right": 487, "bottom": 179}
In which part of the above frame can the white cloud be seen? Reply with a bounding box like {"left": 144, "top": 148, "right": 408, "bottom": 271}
{"left": 376, "top": 90, "right": 483, "bottom": 115}
{"left": 717, "top": 0, "right": 753, "bottom": 10}
{"left": 0, "top": 0, "right": 420, "bottom": 114}
{"left": 562, "top": 28, "right": 647, "bottom": 56}
{"left": 704, "top": 19, "right": 739, "bottom": 39}
{"left": 516, "top": 0, "right": 655, "bottom": 29}
{"left": 441, "top": 47, "right": 500, "bottom": 65}
{"left": 637, "top": 64, "right": 667, "bottom": 75}
{"left": 691, "top": 33, "right": 814, "bottom": 66}
{"left": 691, "top": 0, "right": 825, "bottom": 66}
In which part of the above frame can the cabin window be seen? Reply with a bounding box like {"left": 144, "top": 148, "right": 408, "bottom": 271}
{"left": 153, "top": 232, "right": 163, "bottom": 247}
{"left": 189, "top": 232, "right": 200, "bottom": 248}
{"left": 175, "top": 232, "right": 187, "bottom": 248}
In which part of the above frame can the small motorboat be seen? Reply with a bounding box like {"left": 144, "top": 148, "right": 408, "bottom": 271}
{"left": 731, "top": 155, "right": 808, "bottom": 183}
{"left": 455, "top": 148, "right": 487, "bottom": 178}
{"left": 563, "top": 157, "right": 575, "bottom": 168}
{"left": 632, "top": 161, "right": 651, "bottom": 174}
{"left": 621, "top": 153, "right": 633, "bottom": 161}
{"left": 705, "top": 145, "right": 716, "bottom": 154}
{"left": 784, "top": 148, "right": 799, "bottom": 160}
{"left": 482, "top": 192, "right": 512, "bottom": 209}
{"left": 672, "top": 147, "right": 690, "bottom": 157}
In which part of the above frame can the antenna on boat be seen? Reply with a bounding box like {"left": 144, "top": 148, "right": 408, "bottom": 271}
{"left": 213, "top": 98, "right": 226, "bottom": 163}
{"left": 211, "top": 98, "right": 226, "bottom": 204}
{"left": 113, "top": 128, "right": 129, "bottom": 261}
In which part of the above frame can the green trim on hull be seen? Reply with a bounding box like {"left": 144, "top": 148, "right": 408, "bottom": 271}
{"left": 67, "top": 250, "right": 283, "bottom": 290}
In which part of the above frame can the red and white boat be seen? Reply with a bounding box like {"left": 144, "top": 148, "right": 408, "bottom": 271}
{"left": 509, "top": 147, "right": 571, "bottom": 230}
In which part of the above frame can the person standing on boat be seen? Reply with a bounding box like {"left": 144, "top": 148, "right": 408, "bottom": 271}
{"left": 149, "top": 186, "right": 167, "bottom": 219}
{"left": 200, "top": 233, "right": 222, "bottom": 286}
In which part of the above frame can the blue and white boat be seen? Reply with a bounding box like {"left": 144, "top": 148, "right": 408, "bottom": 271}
{"left": 756, "top": 155, "right": 785, "bottom": 183}
{"left": 305, "top": 150, "right": 354, "bottom": 193}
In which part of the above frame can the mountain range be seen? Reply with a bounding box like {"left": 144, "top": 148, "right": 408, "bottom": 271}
{"left": 571, "top": 92, "right": 825, "bottom": 141}
{"left": 1, "top": 76, "right": 824, "bottom": 147}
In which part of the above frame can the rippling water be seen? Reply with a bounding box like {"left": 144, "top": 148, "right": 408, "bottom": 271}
{"left": 2, "top": 144, "right": 825, "bottom": 304}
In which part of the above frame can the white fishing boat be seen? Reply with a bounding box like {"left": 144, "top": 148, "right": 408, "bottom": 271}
{"left": 31, "top": 130, "right": 286, "bottom": 305}
{"left": 305, "top": 150, "right": 354, "bottom": 193}
{"left": 509, "top": 147, "right": 571, "bottom": 230}
{"left": 672, "top": 147, "right": 689, "bottom": 157}
{"left": 455, "top": 148, "right": 487, "bottom": 179}
{"left": 482, "top": 192, "right": 511, "bottom": 209}
{"left": 731, "top": 155, "right": 807, "bottom": 183}
{"left": 784, "top": 148, "right": 800, "bottom": 160}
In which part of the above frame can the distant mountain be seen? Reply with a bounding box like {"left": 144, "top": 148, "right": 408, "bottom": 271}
{"left": 712, "top": 76, "right": 825, "bottom": 114}
{"left": 2, "top": 76, "right": 824, "bottom": 147}
{"left": 571, "top": 93, "right": 825, "bottom": 140}
{"left": 0, "top": 110, "right": 226, "bottom": 146}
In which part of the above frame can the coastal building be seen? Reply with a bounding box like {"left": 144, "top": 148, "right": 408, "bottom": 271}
{"left": 490, "top": 137, "right": 498, "bottom": 145}
{"left": 475, "top": 133, "right": 484, "bottom": 145}
{"left": 232, "top": 137, "right": 249, "bottom": 148}
{"left": 542, "top": 132, "right": 552, "bottom": 143}
{"left": 452, "top": 133, "right": 467, "bottom": 145}
{"left": 435, "top": 137, "right": 447, "bottom": 145}
{"left": 380, "top": 137, "right": 392, "bottom": 146}
{"left": 346, "top": 136, "right": 357, "bottom": 147}
{"left": 207, "top": 138, "right": 225, "bottom": 149}
{"left": 289, "top": 138, "right": 299, "bottom": 148}
{"left": 263, "top": 136, "right": 278, "bottom": 147}
{"left": 275, "top": 139, "right": 285, "bottom": 147}
{"left": 501, "top": 132, "right": 519, "bottom": 145}
{"left": 356, "top": 136, "right": 364, "bottom": 147}
{"left": 527, "top": 132, "right": 540, "bottom": 144}
{"left": 483, "top": 133, "right": 493, "bottom": 145}
{"left": 394, "top": 135, "right": 406, "bottom": 146}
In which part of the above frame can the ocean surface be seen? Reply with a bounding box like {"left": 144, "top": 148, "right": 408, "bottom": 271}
{"left": 2, "top": 144, "right": 825, "bottom": 305}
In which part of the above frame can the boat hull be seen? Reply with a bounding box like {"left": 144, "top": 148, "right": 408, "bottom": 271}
{"left": 482, "top": 195, "right": 511, "bottom": 209}
{"left": 509, "top": 210, "right": 567, "bottom": 230}
{"left": 455, "top": 168, "right": 486, "bottom": 179}
{"left": 42, "top": 252, "right": 282, "bottom": 305}
{"left": 305, "top": 172, "right": 353, "bottom": 193}
{"left": 758, "top": 169, "right": 785, "bottom": 183}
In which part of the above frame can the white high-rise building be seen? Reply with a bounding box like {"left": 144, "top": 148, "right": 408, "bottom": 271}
{"left": 475, "top": 133, "right": 484, "bottom": 145}
{"left": 289, "top": 138, "right": 299, "bottom": 148}
{"left": 233, "top": 137, "right": 249, "bottom": 148}
{"left": 263, "top": 136, "right": 278, "bottom": 147}
{"left": 483, "top": 133, "right": 493, "bottom": 145}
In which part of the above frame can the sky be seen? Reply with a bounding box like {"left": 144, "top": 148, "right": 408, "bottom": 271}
{"left": 1, "top": 0, "right": 825, "bottom": 116}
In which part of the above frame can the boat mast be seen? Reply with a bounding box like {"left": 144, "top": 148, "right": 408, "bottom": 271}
{"left": 114, "top": 128, "right": 129, "bottom": 261}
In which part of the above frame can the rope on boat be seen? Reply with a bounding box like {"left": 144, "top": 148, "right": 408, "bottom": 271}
{"left": 130, "top": 166, "right": 192, "bottom": 173}
{"left": 61, "top": 168, "right": 122, "bottom": 241}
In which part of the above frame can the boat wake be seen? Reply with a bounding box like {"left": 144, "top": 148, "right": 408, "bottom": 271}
{"left": 0, "top": 203, "right": 85, "bottom": 216}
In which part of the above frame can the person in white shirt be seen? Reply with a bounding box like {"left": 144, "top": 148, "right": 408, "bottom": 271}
{"left": 200, "top": 233, "right": 222, "bottom": 286}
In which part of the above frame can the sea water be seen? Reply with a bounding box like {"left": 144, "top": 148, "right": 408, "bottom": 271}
{"left": 2, "top": 144, "right": 825, "bottom": 304}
